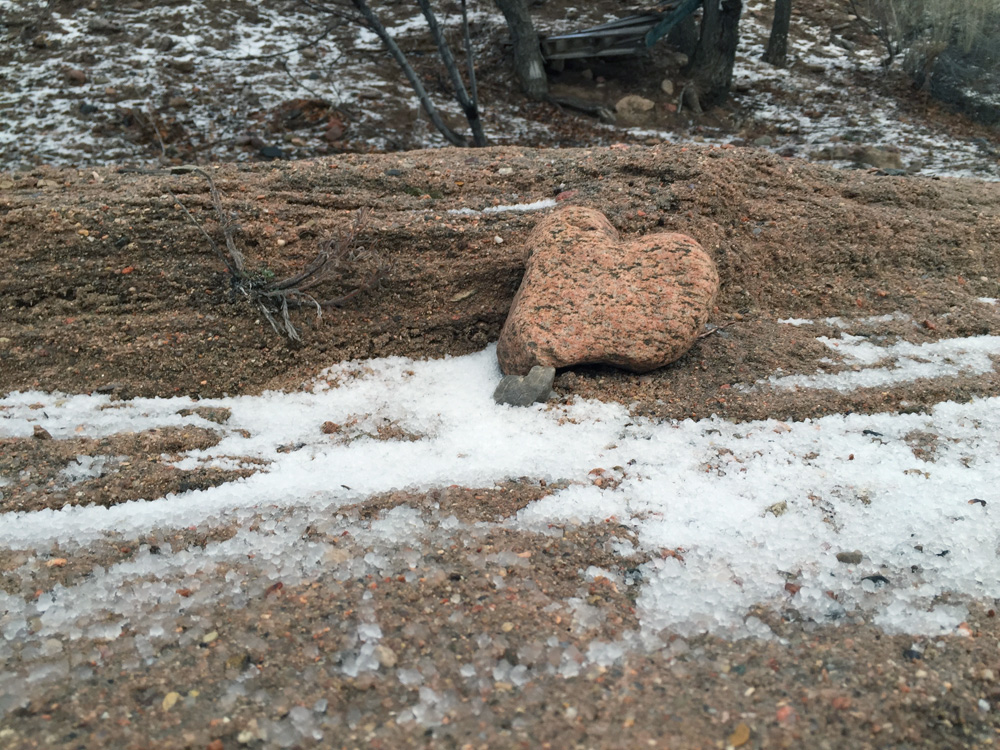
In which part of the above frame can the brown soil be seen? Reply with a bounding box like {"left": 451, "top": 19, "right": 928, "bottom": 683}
{"left": 2, "top": 146, "right": 1000, "bottom": 749}
{"left": 3, "top": 145, "right": 999, "bottom": 417}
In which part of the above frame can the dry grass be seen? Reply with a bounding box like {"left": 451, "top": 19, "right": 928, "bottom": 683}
{"left": 168, "top": 165, "right": 385, "bottom": 341}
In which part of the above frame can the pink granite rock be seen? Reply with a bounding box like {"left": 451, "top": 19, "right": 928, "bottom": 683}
{"left": 497, "top": 206, "right": 719, "bottom": 375}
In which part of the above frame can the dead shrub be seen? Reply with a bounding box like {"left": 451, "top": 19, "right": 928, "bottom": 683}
{"left": 168, "top": 165, "right": 385, "bottom": 341}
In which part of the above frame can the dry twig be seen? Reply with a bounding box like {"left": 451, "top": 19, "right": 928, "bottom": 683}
{"left": 168, "top": 166, "right": 383, "bottom": 341}
{"left": 697, "top": 321, "right": 738, "bottom": 339}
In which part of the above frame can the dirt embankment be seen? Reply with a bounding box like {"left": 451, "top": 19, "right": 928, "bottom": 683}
{"left": 2, "top": 145, "right": 999, "bottom": 422}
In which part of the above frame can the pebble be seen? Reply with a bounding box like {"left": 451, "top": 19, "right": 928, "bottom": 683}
{"left": 259, "top": 146, "right": 285, "bottom": 160}
{"left": 836, "top": 550, "right": 863, "bottom": 564}
{"left": 162, "top": 691, "right": 181, "bottom": 710}
{"left": 375, "top": 644, "right": 398, "bottom": 668}
{"left": 727, "top": 722, "right": 751, "bottom": 747}
{"left": 493, "top": 365, "right": 555, "bottom": 407}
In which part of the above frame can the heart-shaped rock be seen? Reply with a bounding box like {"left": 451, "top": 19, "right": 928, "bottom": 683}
{"left": 497, "top": 206, "right": 719, "bottom": 375}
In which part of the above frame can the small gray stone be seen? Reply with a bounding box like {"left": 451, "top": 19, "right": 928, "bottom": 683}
{"left": 836, "top": 550, "right": 863, "bottom": 564}
{"left": 493, "top": 366, "right": 555, "bottom": 407}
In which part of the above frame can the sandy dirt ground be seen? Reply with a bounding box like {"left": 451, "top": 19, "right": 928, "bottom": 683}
{"left": 2, "top": 145, "right": 1000, "bottom": 749}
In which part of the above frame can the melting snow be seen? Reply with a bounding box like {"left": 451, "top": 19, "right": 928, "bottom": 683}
{"left": 447, "top": 198, "right": 558, "bottom": 215}
{"left": 2, "top": 325, "right": 999, "bottom": 668}
{"left": 762, "top": 334, "right": 1000, "bottom": 392}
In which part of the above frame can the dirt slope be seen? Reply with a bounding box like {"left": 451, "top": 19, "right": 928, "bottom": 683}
{"left": 2, "top": 144, "right": 999, "bottom": 421}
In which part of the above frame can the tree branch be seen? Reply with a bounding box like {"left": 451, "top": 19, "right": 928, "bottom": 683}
{"left": 349, "top": 0, "right": 467, "bottom": 147}
{"left": 415, "top": 0, "right": 486, "bottom": 146}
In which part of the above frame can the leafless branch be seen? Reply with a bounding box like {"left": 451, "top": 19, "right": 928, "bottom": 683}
{"left": 415, "top": 0, "right": 486, "bottom": 145}
{"left": 168, "top": 169, "right": 381, "bottom": 341}
{"left": 697, "top": 321, "right": 738, "bottom": 339}
{"left": 347, "top": 0, "right": 467, "bottom": 146}
{"left": 461, "top": 0, "right": 479, "bottom": 114}
{"left": 278, "top": 59, "right": 325, "bottom": 100}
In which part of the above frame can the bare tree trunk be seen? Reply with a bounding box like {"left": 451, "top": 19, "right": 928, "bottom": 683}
{"left": 349, "top": 0, "right": 468, "bottom": 146}
{"left": 686, "top": 0, "right": 743, "bottom": 110}
{"left": 415, "top": 0, "right": 487, "bottom": 146}
{"left": 762, "top": 0, "right": 791, "bottom": 67}
{"left": 493, "top": 0, "right": 548, "bottom": 101}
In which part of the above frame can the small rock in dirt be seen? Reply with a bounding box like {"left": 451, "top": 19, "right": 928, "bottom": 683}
{"left": 79, "top": 102, "right": 99, "bottom": 115}
{"left": 728, "top": 722, "right": 751, "bottom": 747}
{"left": 170, "top": 58, "right": 196, "bottom": 74}
{"left": 177, "top": 406, "right": 231, "bottom": 424}
{"left": 861, "top": 574, "right": 890, "bottom": 587}
{"left": 32, "top": 425, "right": 52, "bottom": 440}
{"left": 162, "top": 691, "right": 181, "bottom": 711}
{"left": 660, "top": 79, "right": 674, "bottom": 95}
{"left": 493, "top": 366, "right": 556, "bottom": 407}
{"left": 836, "top": 550, "right": 863, "bottom": 564}
{"left": 811, "top": 144, "right": 852, "bottom": 161}
{"left": 236, "top": 728, "right": 258, "bottom": 744}
{"left": 752, "top": 135, "right": 773, "bottom": 147}
{"left": 765, "top": 500, "right": 787, "bottom": 516}
{"left": 615, "top": 95, "right": 656, "bottom": 125}
{"left": 94, "top": 382, "right": 126, "bottom": 396}
{"left": 259, "top": 145, "right": 286, "bottom": 160}
{"left": 87, "top": 17, "right": 122, "bottom": 33}
{"left": 497, "top": 206, "right": 718, "bottom": 375}
{"left": 852, "top": 145, "right": 903, "bottom": 170}
{"left": 374, "top": 644, "right": 398, "bottom": 668}
{"left": 65, "top": 68, "right": 87, "bottom": 85}
{"left": 167, "top": 96, "right": 189, "bottom": 109}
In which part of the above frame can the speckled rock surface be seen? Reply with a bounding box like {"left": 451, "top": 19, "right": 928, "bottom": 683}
{"left": 497, "top": 206, "right": 720, "bottom": 375}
